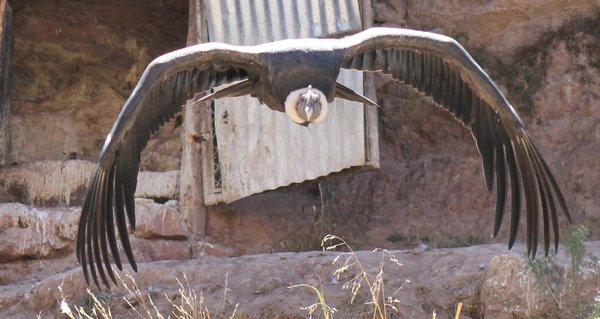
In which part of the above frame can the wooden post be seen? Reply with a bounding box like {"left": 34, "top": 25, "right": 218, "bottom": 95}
{"left": 0, "top": 0, "right": 12, "bottom": 165}
{"left": 361, "top": 0, "right": 380, "bottom": 168}
{"left": 180, "top": 0, "right": 209, "bottom": 235}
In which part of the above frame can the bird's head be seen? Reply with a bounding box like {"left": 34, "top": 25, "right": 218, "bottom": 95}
{"left": 284, "top": 85, "right": 328, "bottom": 126}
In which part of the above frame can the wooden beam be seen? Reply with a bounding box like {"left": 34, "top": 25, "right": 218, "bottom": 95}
{"left": 0, "top": 0, "right": 12, "bottom": 165}
{"left": 179, "top": 0, "right": 209, "bottom": 235}
{"left": 361, "top": 0, "right": 380, "bottom": 168}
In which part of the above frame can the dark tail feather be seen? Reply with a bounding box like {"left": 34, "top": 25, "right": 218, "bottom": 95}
{"left": 334, "top": 82, "right": 379, "bottom": 107}
{"left": 197, "top": 79, "right": 253, "bottom": 102}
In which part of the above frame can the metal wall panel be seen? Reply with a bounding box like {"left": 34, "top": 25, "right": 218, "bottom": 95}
{"left": 198, "top": 0, "right": 377, "bottom": 204}
{"left": 203, "top": 0, "right": 361, "bottom": 45}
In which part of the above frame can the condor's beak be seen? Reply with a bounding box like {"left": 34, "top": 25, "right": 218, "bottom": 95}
{"left": 284, "top": 85, "right": 329, "bottom": 125}
{"left": 304, "top": 105, "right": 314, "bottom": 122}
{"left": 300, "top": 86, "right": 323, "bottom": 121}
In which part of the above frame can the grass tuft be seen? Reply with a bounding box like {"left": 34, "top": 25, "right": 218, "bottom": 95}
{"left": 292, "top": 234, "right": 463, "bottom": 318}
{"left": 58, "top": 272, "right": 238, "bottom": 319}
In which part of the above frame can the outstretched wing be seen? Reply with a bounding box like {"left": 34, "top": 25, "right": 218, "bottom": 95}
{"left": 77, "top": 43, "right": 259, "bottom": 288}
{"left": 339, "top": 28, "right": 571, "bottom": 256}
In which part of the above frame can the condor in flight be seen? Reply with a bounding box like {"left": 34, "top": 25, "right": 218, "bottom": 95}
{"left": 77, "top": 27, "right": 571, "bottom": 288}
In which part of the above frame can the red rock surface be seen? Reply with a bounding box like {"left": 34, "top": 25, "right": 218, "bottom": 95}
{"left": 9, "top": 0, "right": 187, "bottom": 169}
{"left": 0, "top": 0, "right": 599, "bottom": 317}
{"left": 4, "top": 0, "right": 599, "bottom": 253}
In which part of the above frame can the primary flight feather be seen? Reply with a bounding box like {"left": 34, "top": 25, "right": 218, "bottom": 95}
{"left": 77, "top": 27, "right": 571, "bottom": 288}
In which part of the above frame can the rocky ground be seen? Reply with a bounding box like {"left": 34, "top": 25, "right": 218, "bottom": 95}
{"left": 1, "top": 0, "right": 599, "bottom": 318}
{"left": 1, "top": 242, "right": 600, "bottom": 318}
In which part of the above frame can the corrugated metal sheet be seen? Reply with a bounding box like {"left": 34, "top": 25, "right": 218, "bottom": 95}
{"left": 199, "top": 0, "right": 377, "bottom": 204}
{"left": 204, "top": 0, "right": 361, "bottom": 44}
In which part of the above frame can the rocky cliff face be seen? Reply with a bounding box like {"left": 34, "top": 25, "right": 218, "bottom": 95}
{"left": 199, "top": 0, "right": 600, "bottom": 255}
{"left": 8, "top": 0, "right": 187, "bottom": 170}
{"left": 1, "top": 0, "right": 599, "bottom": 318}
{"left": 314, "top": 0, "right": 600, "bottom": 253}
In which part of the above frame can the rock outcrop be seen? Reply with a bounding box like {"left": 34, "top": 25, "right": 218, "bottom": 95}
{"left": 0, "top": 160, "right": 178, "bottom": 206}
{"left": 0, "top": 202, "right": 190, "bottom": 286}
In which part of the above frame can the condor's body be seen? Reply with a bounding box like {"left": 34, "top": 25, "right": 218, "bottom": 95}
{"left": 77, "top": 28, "right": 571, "bottom": 288}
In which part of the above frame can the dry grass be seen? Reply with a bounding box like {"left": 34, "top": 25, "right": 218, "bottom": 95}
{"left": 58, "top": 235, "right": 465, "bottom": 318}
{"left": 292, "top": 234, "right": 463, "bottom": 319}
{"left": 58, "top": 272, "right": 238, "bottom": 319}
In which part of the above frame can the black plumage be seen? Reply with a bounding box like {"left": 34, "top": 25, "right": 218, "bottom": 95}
{"left": 77, "top": 27, "right": 571, "bottom": 288}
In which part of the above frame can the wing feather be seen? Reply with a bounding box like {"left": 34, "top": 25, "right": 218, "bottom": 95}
{"left": 77, "top": 43, "right": 257, "bottom": 288}
{"left": 339, "top": 28, "right": 570, "bottom": 256}
{"left": 78, "top": 28, "right": 572, "bottom": 288}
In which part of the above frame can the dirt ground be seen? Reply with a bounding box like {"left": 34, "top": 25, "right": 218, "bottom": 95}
{"left": 2, "top": 242, "right": 600, "bottom": 318}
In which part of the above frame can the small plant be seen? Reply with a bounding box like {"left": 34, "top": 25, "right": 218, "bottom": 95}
{"left": 289, "top": 282, "right": 337, "bottom": 319}
{"left": 526, "top": 224, "right": 596, "bottom": 318}
{"left": 524, "top": 253, "right": 564, "bottom": 305}
{"left": 589, "top": 293, "right": 600, "bottom": 319}
{"left": 565, "top": 224, "right": 593, "bottom": 319}
{"left": 567, "top": 224, "right": 589, "bottom": 276}
{"left": 526, "top": 256, "right": 560, "bottom": 281}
